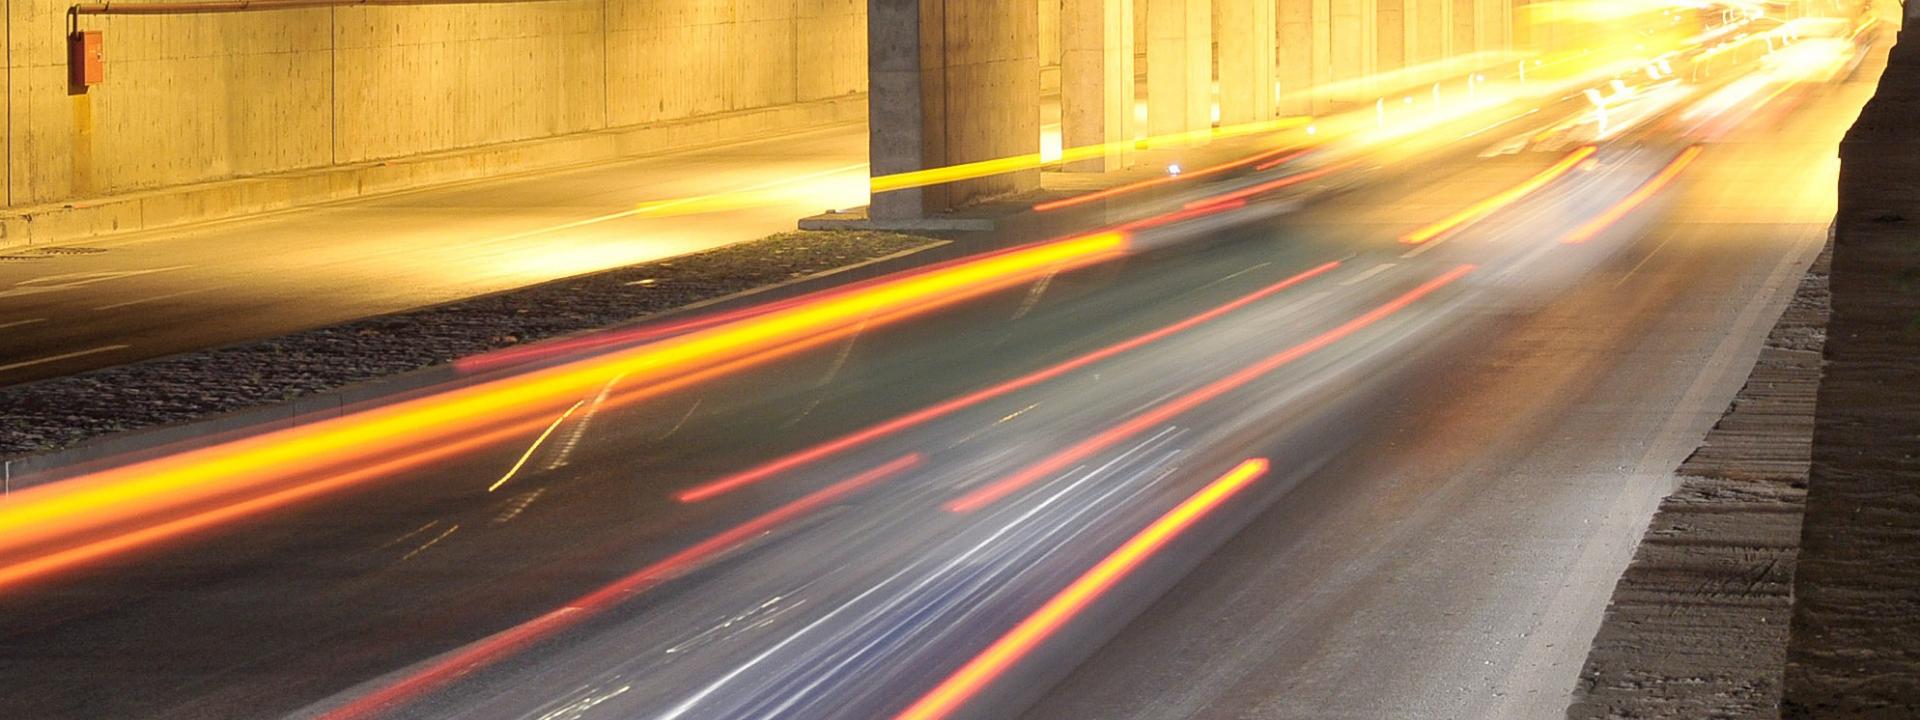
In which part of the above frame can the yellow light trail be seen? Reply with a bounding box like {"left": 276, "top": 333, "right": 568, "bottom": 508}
{"left": 1563, "top": 145, "right": 1703, "bottom": 244}
{"left": 896, "top": 458, "right": 1271, "bottom": 720}
{"left": 1401, "top": 145, "right": 1597, "bottom": 245}
{"left": 0, "top": 231, "right": 1128, "bottom": 588}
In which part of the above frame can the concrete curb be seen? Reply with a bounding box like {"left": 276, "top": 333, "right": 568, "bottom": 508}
{"left": 0, "top": 95, "right": 866, "bottom": 251}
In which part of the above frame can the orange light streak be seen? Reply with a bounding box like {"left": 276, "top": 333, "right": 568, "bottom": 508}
{"left": 675, "top": 261, "right": 1341, "bottom": 503}
{"left": 947, "top": 264, "right": 1475, "bottom": 513}
{"left": 1252, "top": 148, "right": 1312, "bottom": 172}
{"left": 1181, "top": 161, "right": 1359, "bottom": 210}
{"left": 323, "top": 453, "right": 923, "bottom": 720}
{"left": 1114, "top": 199, "right": 1248, "bottom": 232}
{"left": 0, "top": 233, "right": 1125, "bottom": 588}
{"left": 1031, "top": 147, "right": 1309, "bottom": 213}
{"left": 895, "top": 457, "right": 1270, "bottom": 720}
{"left": 1562, "top": 145, "right": 1703, "bottom": 244}
{"left": 0, "top": 316, "right": 901, "bottom": 592}
{"left": 1401, "top": 146, "right": 1597, "bottom": 245}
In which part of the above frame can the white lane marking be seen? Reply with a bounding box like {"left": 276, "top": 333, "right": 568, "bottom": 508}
{"left": 0, "top": 344, "right": 131, "bottom": 374}
{"left": 1613, "top": 235, "right": 1677, "bottom": 288}
{"left": 93, "top": 287, "right": 211, "bottom": 310}
{"left": 1340, "top": 262, "right": 1397, "bottom": 286}
{"left": 654, "top": 449, "right": 1135, "bottom": 720}
{"left": 1401, "top": 235, "right": 1448, "bottom": 259}
{"left": 1, "top": 265, "right": 194, "bottom": 299}
{"left": 489, "top": 400, "right": 586, "bottom": 492}
{"left": 1196, "top": 262, "right": 1274, "bottom": 291}
{"left": 0, "top": 318, "right": 47, "bottom": 330}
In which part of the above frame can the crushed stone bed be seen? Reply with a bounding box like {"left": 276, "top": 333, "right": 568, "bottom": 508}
{"left": 0, "top": 230, "right": 940, "bottom": 458}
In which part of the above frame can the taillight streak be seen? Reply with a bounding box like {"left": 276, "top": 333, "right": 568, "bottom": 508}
{"left": 1031, "top": 147, "right": 1310, "bottom": 213}
{"left": 946, "top": 264, "right": 1475, "bottom": 513}
{"left": 1561, "top": 146, "right": 1703, "bottom": 245}
{"left": 895, "top": 457, "right": 1271, "bottom": 720}
{"left": 0, "top": 233, "right": 1125, "bottom": 591}
{"left": 1182, "top": 161, "right": 1360, "bottom": 210}
{"left": 321, "top": 454, "right": 923, "bottom": 720}
{"left": 674, "top": 261, "right": 1341, "bottom": 503}
{"left": 1400, "top": 146, "right": 1596, "bottom": 245}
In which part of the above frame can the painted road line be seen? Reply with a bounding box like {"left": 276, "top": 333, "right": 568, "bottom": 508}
{"left": 1340, "top": 263, "right": 1397, "bottom": 286}
{"left": 0, "top": 345, "right": 131, "bottom": 374}
{"left": 93, "top": 287, "right": 212, "bottom": 311}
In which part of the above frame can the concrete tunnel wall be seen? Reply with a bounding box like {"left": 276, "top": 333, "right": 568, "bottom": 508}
{"left": 869, "top": 0, "right": 1526, "bottom": 220}
{"left": 1, "top": 0, "right": 868, "bottom": 209}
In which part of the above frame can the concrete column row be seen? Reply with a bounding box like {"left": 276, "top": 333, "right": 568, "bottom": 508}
{"left": 870, "top": 0, "right": 1514, "bottom": 219}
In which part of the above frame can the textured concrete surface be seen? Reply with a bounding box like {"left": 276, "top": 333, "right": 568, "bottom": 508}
{"left": 868, "top": 0, "right": 1040, "bottom": 220}
{"left": 1146, "top": 0, "right": 1210, "bottom": 136}
{"left": 1060, "top": 0, "right": 1135, "bottom": 172}
{"left": 1216, "top": 0, "right": 1275, "bottom": 125}
{"left": 1784, "top": 24, "right": 1920, "bottom": 720}
{"left": 1568, "top": 245, "right": 1828, "bottom": 720}
{"left": 4, "top": 0, "right": 865, "bottom": 209}
{"left": 0, "top": 95, "right": 864, "bottom": 249}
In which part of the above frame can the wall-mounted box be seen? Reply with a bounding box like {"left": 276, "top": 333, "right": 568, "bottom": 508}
{"left": 69, "top": 31, "right": 103, "bottom": 89}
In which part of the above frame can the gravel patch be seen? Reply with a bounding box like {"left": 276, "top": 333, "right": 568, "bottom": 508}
{"left": 0, "top": 230, "right": 940, "bottom": 457}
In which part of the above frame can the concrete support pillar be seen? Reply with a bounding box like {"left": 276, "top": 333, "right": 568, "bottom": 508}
{"left": 1040, "top": 0, "right": 1064, "bottom": 93}
{"left": 867, "top": 0, "right": 1042, "bottom": 220}
{"left": 1330, "top": 0, "right": 1376, "bottom": 83}
{"left": 1062, "top": 0, "right": 1136, "bottom": 171}
{"left": 1147, "top": 0, "right": 1212, "bottom": 137}
{"left": 1413, "top": 0, "right": 1447, "bottom": 64}
{"left": 1476, "top": 0, "right": 1503, "bottom": 53}
{"left": 1278, "top": 0, "right": 1334, "bottom": 113}
{"left": 1218, "top": 0, "right": 1276, "bottom": 125}
{"left": 1376, "top": 0, "right": 1406, "bottom": 72}
{"left": 1451, "top": 0, "right": 1476, "bottom": 55}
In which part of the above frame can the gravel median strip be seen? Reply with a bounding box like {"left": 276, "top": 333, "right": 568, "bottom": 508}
{"left": 0, "top": 230, "right": 942, "bottom": 458}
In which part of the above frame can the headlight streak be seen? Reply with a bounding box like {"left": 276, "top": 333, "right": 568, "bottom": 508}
{"left": 894, "top": 457, "right": 1272, "bottom": 720}
{"left": 870, "top": 117, "right": 1315, "bottom": 196}
{"left": 319, "top": 453, "right": 924, "bottom": 720}
{"left": 1401, "top": 146, "right": 1598, "bottom": 246}
{"left": 672, "top": 261, "right": 1342, "bottom": 504}
{"left": 1561, "top": 145, "right": 1704, "bottom": 244}
{"left": 945, "top": 264, "right": 1476, "bottom": 513}
{"left": 0, "top": 234, "right": 1126, "bottom": 592}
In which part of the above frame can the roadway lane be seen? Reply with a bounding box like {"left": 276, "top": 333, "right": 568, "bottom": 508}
{"left": 0, "top": 38, "right": 1861, "bottom": 720}
{"left": 0, "top": 123, "right": 869, "bottom": 385}
{"left": 1024, "top": 39, "right": 1879, "bottom": 720}
{"left": 0, "top": 140, "right": 1708, "bottom": 720}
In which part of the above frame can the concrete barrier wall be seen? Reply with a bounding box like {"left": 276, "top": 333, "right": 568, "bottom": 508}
{"left": 2, "top": 0, "right": 867, "bottom": 209}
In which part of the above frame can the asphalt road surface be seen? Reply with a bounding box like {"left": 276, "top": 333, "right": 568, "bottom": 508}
{"left": 0, "top": 124, "right": 870, "bottom": 385}
{"left": 0, "top": 37, "right": 1876, "bottom": 720}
